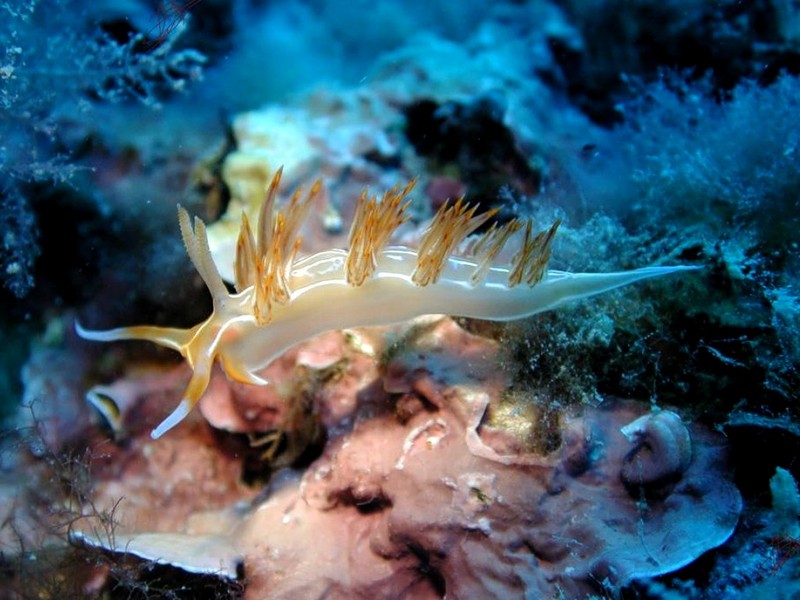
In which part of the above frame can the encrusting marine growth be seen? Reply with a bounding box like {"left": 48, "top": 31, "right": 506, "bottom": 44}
{"left": 78, "top": 168, "right": 697, "bottom": 439}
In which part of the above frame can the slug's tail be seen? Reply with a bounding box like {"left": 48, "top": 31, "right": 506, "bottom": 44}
{"left": 536, "top": 265, "right": 702, "bottom": 313}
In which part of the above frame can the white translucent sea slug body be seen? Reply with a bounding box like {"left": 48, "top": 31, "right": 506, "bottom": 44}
{"left": 78, "top": 170, "right": 698, "bottom": 438}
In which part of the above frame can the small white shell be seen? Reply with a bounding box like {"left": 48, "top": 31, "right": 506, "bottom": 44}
{"left": 620, "top": 410, "right": 692, "bottom": 488}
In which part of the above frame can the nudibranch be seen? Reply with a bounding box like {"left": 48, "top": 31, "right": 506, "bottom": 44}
{"left": 78, "top": 169, "right": 697, "bottom": 439}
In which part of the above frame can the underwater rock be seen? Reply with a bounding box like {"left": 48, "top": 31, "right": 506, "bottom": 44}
{"left": 403, "top": 90, "right": 542, "bottom": 217}
{"left": 208, "top": 94, "right": 404, "bottom": 282}
{"left": 236, "top": 389, "right": 740, "bottom": 597}
{"left": 20, "top": 341, "right": 92, "bottom": 454}
{"left": 556, "top": 0, "right": 800, "bottom": 124}
{"left": 86, "top": 413, "right": 257, "bottom": 536}
{"left": 722, "top": 411, "right": 800, "bottom": 501}
{"left": 768, "top": 467, "right": 800, "bottom": 540}
{"left": 75, "top": 318, "right": 741, "bottom": 598}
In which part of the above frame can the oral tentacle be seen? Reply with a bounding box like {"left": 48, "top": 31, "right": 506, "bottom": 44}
{"left": 76, "top": 321, "right": 195, "bottom": 354}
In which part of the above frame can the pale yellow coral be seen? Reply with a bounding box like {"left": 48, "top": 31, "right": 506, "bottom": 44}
{"left": 208, "top": 108, "right": 322, "bottom": 281}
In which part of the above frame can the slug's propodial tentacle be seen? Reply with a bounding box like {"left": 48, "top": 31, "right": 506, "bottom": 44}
{"left": 150, "top": 360, "right": 213, "bottom": 439}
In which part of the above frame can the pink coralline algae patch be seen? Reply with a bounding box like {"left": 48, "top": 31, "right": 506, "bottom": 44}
{"left": 87, "top": 414, "right": 257, "bottom": 536}
{"left": 72, "top": 318, "right": 741, "bottom": 598}
{"left": 235, "top": 320, "right": 741, "bottom": 597}
{"left": 239, "top": 391, "right": 741, "bottom": 597}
